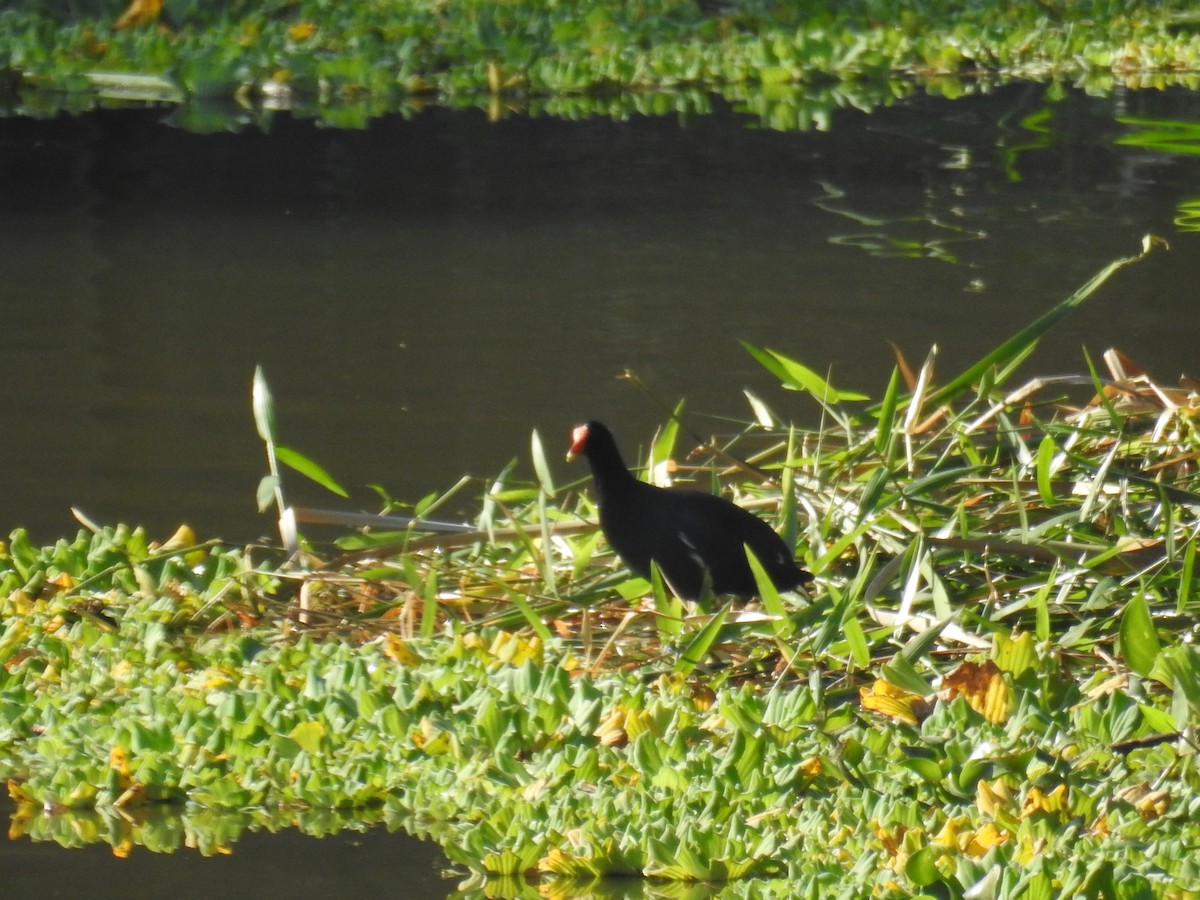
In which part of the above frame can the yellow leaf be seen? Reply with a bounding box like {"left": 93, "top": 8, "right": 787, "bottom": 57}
{"left": 963, "top": 823, "right": 1007, "bottom": 857}
{"left": 114, "top": 0, "right": 162, "bottom": 29}
{"left": 79, "top": 28, "right": 108, "bottom": 58}
{"left": 8, "top": 807, "right": 32, "bottom": 841}
{"left": 870, "top": 820, "right": 906, "bottom": 856}
{"left": 993, "top": 631, "right": 1036, "bottom": 677}
{"left": 1020, "top": 784, "right": 1069, "bottom": 820}
{"left": 114, "top": 784, "right": 145, "bottom": 808}
{"left": 160, "top": 523, "right": 196, "bottom": 551}
{"left": 49, "top": 571, "right": 75, "bottom": 590}
{"left": 3, "top": 590, "right": 32, "bottom": 616}
{"left": 63, "top": 781, "right": 98, "bottom": 807}
{"left": 932, "top": 816, "right": 965, "bottom": 850}
{"left": 1135, "top": 789, "right": 1170, "bottom": 820}
{"left": 594, "top": 707, "right": 628, "bottom": 747}
{"left": 159, "top": 523, "right": 207, "bottom": 566}
{"left": 488, "top": 630, "right": 544, "bottom": 666}
{"left": 109, "top": 746, "right": 131, "bottom": 777}
{"left": 943, "top": 660, "right": 1011, "bottom": 723}
{"left": 799, "top": 756, "right": 822, "bottom": 777}
{"left": 860, "top": 679, "right": 922, "bottom": 725}
{"left": 976, "top": 778, "right": 1012, "bottom": 817}
{"left": 623, "top": 708, "right": 652, "bottom": 741}
{"left": 691, "top": 684, "right": 716, "bottom": 711}
{"left": 538, "top": 846, "right": 572, "bottom": 875}
{"left": 288, "top": 21, "right": 317, "bottom": 42}
{"left": 382, "top": 634, "right": 421, "bottom": 666}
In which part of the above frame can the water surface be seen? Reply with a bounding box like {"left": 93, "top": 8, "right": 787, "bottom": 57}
{"left": 2, "top": 85, "right": 1197, "bottom": 540}
{"left": 0, "top": 801, "right": 452, "bottom": 900}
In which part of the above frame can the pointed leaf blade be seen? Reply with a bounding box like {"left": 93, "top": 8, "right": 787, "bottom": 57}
{"left": 252, "top": 365, "right": 277, "bottom": 443}
{"left": 275, "top": 444, "right": 349, "bottom": 498}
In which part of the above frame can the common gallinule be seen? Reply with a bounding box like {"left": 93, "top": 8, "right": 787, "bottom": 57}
{"left": 568, "top": 420, "right": 813, "bottom": 600}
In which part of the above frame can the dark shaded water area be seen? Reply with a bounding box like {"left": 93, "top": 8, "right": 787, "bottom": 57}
{"left": 4, "top": 82, "right": 1200, "bottom": 544}
{"left": 0, "top": 798, "right": 454, "bottom": 899}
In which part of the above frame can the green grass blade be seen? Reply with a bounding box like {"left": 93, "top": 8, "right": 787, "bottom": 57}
{"left": 675, "top": 605, "right": 729, "bottom": 676}
{"left": 530, "top": 429, "right": 556, "bottom": 497}
{"left": 857, "top": 466, "right": 891, "bottom": 524}
{"left": 251, "top": 365, "right": 277, "bottom": 443}
{"left": 902, "top": 465, "right": 984, "bottom": 501}
{"left": 505, "top": 588, "right": 553, "bottom": 642}
{"left": 1160, "top": 483, "right": 1175, "bottom": 564}
{"left": 274, "top": 445, "right": 349, "bottom": 498}
{"left": 1083, "top": 345, "right": 1125, "bottom": 428}
{"left": 649, "top": 402, "right": 684, "bottom": 483}
{"left": 1033, "top": 566, "right": 1056, "bottom": 643}
{"left": 479, "top": 458, "right": 518, "bottom": 543}
{"left": 651, "top": 563, "right": 682, "bottom": 641}
{"left": 537, "top": 489, "right": 557, "bottom": 598}
{"left": 1078, "top": 438, "right": 1121, "bottom": 525}
{"left": 1179, "top": 538, "right": 1195, "bottom": 615}
{"left": 421, "top": 568, "right": 439, "bottom": 638}
{"left": 1119, "top": 594, "right": 1161, "bottom": 677}
{"left": 882, "top": 652, "right": 934, "bottom": 696}
{"left": 875, "top": 366, "right": 900, "bottom": 458}
{"left": 899, "top": 614, "right": 953, "bottom": 666}
{"left": 1036, "top": 434, "right": 1057, "bottom": 507}
{"left": 842, "top": 612, "right": 870, "bottom": 668}
{"left": 781, "top": 425, "right": 798, "bottom": 553}
{"left": 741, "top": 341, "right": 869, "bottom": 403}
{"left": 992, "top": 337, "right": 1041, "bottom": 388}
{"left": 812, "top": 589, "right": 849, "bottom": 655}
{"left": 746, "top": 546, "right": 793, "bottom": 640}
{"left": 926, "top": 237, "right": 1162, "bottom": 408}
{"left": 816, "top": 517, "right": 878, "bottom": 577}
{"left": 411, "top": 475, "right": 472, "bottom": 523}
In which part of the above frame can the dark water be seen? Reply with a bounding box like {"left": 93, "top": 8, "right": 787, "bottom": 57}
{"left": 0, "top": 799, "right": 453, "bottom": 899}
{"left": 3, "top": 83, "right": 1199, "bottom": 544}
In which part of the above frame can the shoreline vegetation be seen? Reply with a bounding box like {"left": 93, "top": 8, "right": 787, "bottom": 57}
{"left": 5, "top": 1, "right": 1200, "bottom": 129}
{"left": 3, "top": 238, "right": 1200, "bottom": 895}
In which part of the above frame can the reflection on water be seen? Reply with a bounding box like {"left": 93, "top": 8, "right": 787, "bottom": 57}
{"left": 0, "top": 798, "right": 454, "bottom": 900}
{"left": 1, "top": 84, "right": 1199, "bottom": 548}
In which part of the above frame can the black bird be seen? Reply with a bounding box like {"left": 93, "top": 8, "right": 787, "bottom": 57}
{"left": 568, "top": 420, "right": 813, "bottom": 600}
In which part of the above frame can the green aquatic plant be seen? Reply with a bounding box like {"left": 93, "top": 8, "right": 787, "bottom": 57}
{"left": 6, "top": 0, "right": 1200, "bottom": 126}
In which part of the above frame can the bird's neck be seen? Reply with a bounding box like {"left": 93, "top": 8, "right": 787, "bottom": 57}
{"left": 587, "top": 449, "right": 640, "bottom": 500}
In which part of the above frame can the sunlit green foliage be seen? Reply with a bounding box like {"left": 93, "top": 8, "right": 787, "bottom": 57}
{"left": 3, "top": 238, "right": 1200, "bottom": 895}
{"left": 5, "top": 0, "right": 1200, "bottom": 123}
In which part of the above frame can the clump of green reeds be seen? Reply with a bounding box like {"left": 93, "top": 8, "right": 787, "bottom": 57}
{"left": 255, "top": 236, "right": 1197, "bottom": 696}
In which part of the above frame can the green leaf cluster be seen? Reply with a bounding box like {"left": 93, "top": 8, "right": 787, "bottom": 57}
{"left": 6, "top": 0, "right": 1200, "bottom": 123}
